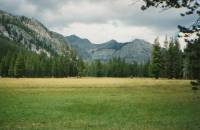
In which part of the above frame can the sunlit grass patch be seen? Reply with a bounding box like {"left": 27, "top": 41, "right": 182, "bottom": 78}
{"left": 0, "top": 78, "right": 200, "bottom": 130}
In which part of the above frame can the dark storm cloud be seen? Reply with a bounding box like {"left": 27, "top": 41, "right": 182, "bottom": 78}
{"left": 0, "top": 0, "right": 194, "bottom": 32}
{"left": 120, "top": 7, "right": 196, "bottom": 31}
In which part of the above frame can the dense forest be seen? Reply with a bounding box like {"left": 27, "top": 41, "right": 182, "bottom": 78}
{"left": 85, "top": 36, "right": 199, "bottom": 80}
{"left": 83, "top": 58, "right": 150, "bottom": 77}
{"left": 0, "top": 35, "right": 200, "bottom": 80}
{"left": 151, "top": 37, "right": 200, "bottom": 81}
{"left": 0, "top": 36, "right": 150, "bottom": 78}
{"left": 0, "top": 37, "right": 80, "bottom": 77}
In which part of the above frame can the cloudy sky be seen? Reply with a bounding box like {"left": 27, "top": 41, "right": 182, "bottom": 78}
{"left": 0, "top": 0, "right": 196, "bottom": 44}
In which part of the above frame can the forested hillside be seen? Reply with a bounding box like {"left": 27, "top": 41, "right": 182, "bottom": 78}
{"left": 0, "top": 10, "right": 152, "bottom": 78}
{"left": 0, "top": 10, "right": 69, "bottom": 56}
{"left": 0, "top": 36, "right": 81, "bottom": 77}
{"left": 0, "top": 10, "right": 84, "bottom": 77}
{"left": 0, "top": 9, "right": 199, "bottom": 80}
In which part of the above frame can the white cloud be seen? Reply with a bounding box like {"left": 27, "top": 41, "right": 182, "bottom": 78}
{"left": 0, "top": 0, "right": 194, "bottom": 45}
{"left": 52, "top": 21, "right": 175, "bottom": 44}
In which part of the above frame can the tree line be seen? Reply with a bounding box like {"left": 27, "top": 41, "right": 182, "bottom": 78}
{"left": 151, "top": 36, "right": 200, "bottom": 82}
{"left": 141, "top": 0, "right": 200, "bottom": 85}
{"left": 0, "top": 50, "right": 81, "bottom": 77}
{"left": 0, "top": 36, "right": 151, "bottom": 78}
{"left": 83, "top": 36, "right": 200, "bottom": 80}
{"left": 82, "top": 58, "right": 150, "bottom": 77}
{"left": 0, "top": 36, "right": 200, "bottom": 80}
{"left": 0, "top": 49, "right": 151, "bottom": 78}
{"left": 0, "top": 37, "right": 81, "bottom": 77}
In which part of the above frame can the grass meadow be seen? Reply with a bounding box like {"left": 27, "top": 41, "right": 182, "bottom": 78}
{"left": 0, "top": 78, "right": 200, "bottom": 130}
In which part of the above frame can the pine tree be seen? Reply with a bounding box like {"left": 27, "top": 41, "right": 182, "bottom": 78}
{"left": 0, "top": 51, "right": 13, "bottom": 77}
{"left": 184, "top": 38, "right": 200, "bottom": 82}
{"left": 94, "top": 60, "right": 103, "bottom": 77}
{"left": 161, "top": 35, "right": 169, "bottom": 77}
{"left": 165, "top": 39, "right": 183, "bottom": 79}
{"left": 77, "top": 58, "right": 85, "bottom": 77}
{"left": 151, "top": 37, "right": 162, "bottom": 79}
{"left": 8, "top": 55, "right": 16, "bottom": 77}
{"left": 143, "top": 61, "right": 151, "bottom": 77}
{"left": 14, "top": 51, "right": 25, "bottom": 77}
{"left": 166, "top": 39, "right": 175, "bottom": 79}
{"left": 51, "top": 57, "right": 58, "bottom": 77}
{"left": 173, "top": 39, "right": 183, "bottom": 79}
{"left": 0, "top": 57, "right": 7, "bottom": 77}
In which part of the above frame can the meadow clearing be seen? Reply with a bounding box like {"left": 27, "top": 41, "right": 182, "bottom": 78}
{"left": 0, "top": 78, "right": 200, "bottom": 130}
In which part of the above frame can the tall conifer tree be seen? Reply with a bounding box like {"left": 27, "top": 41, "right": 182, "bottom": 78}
{"left": 151, "top": 37, "right": 162, "bottom": 79}
{"left": 14, "top": 51, "right": 25, "bottom": 77}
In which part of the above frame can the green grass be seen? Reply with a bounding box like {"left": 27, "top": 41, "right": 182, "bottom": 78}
{"left": 0, "top": 78, "right": 200, "bottom": 130}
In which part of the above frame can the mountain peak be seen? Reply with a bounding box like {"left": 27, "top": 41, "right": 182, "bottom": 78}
{"left": 65, "top": 35, "right": 152, "bottom": 63}
{"left": 107, "top": 39, "right": 118, "bottom": 43}
{"left": 65, "top": 35, "right": 92, "bottom": 44}
{"left": 96, "top": 39, "right": 122, "bottom": 50}
{"left": 0, "top": 10, "right": 70, "bottom": 55}
{"left": 132, "top": 38, "right": 148, "bottom": 43}
{"left": 68, "top": 34, "right": 80, "bottom": 39}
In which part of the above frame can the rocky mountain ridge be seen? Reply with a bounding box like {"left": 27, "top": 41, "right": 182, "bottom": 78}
{"left": 0, "top": 10, "right": 152, "bottom": 63}
{"left": 65, "top": 35, "right": 152, "bottom": 63}
{"left": 0, "top": 10, "right": 70, "bottom": 56}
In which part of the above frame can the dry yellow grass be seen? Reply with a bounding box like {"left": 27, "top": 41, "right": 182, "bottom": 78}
{"left": 0, "top": 78, "right": 199, "bottom": 130}
{"left": 0, "top": 77, "right": 190, "bottom": 88}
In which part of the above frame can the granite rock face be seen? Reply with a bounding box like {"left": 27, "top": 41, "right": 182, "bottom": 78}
{"left": 65, "top": 35, "right": 152, "bottom": 63}
{"left": 0, "top": 10, "right": 71, "bottom": 56}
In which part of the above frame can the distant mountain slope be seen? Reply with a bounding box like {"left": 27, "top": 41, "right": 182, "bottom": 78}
{"left": 114, "top": 39, "right": 152, "bottom": 63}
{"left": 65, "top": 35, "right": 95, "bottom": 50}
{"left": 65, "top": 35, "right": 95, "bottom": 59}
{"left": 65, "top": 35, "right": 152, "bottom": 63}
{"left": 96, "top": 40, "right": 123, "bottom": 50}
{"left": 0, "top": 10, "right": 71, "bottom": 56}
{"left": 0, "top": 36, "right": 20, "bottom": 60}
